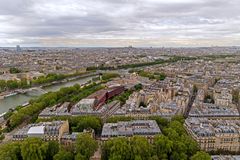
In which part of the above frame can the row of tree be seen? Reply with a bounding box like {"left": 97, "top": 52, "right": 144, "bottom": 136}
{"left": 0, "top": 79, "right": 30, "bottom": 92}
{"left": 87, "top": 56, "right": 197, "bottom": 71}
{"left": 0, "top": 72, "right": 92, "bottom": 93}
{"left": 31, "top": 73, "right": 67, "bottom": 85}
{"left": 102, "top": 136, "right": 210, "bottom": 160}
{"left": 0, "top": 133, "right": 98, "bottom": 160}
{"left": 5, "top": 72, "right": 119, "bottom": 131}
{"left": 101, "top": 73, "right": 120, "bottom": 82}
{"left": 6, "top": 83, "right": 104, "bottom": 131}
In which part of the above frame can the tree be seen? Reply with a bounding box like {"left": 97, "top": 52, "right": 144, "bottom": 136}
{"left": 160, "top": 117, "right": 200, "bottom": 160}
{"left": 46, "top": 141, "right": 60, "bottom": 160}
{"left": 7, "top": 80, "right": 19, "bottom": 89}
{"left": 153, "top": 135, "right": 173, "bottom": 159}
{"left": 149, "top": 155, "right": 159, "bottom": 160}
{"left": 0, "top": 80, "right": 6, "bottom": 91}
{"left": 190, "top": 151, "right": 211, "bottom": 160}
{"left": 163, "top": 127, "right": 179, "bottom": 141}
{"left": 21, "top": 138, "right": 48, "bottom": 160}
{"left": 170, "top": 141, "right": 187, "bottom": 160}
{"left": 193, "top": 85, "right": 198, "bottom": 93}
{"left": 10, "top": 67, "right": 21, "bottom": 74}
{"left": 182, "top": 135, "right": 199, "bottom": 156}
{"left": 232, "top": 89, "right": 239, "bottom": 104}
{"left": 75, "top": 133, "right": 98, "bottom": 160}
{"left": 130, "top": 136, "right": 153, "bottom": 160}
{"left": 139, "top": 101, "right": 147, "bottom": 108}
{"left": 134, "top": 83, "right": 142, "bottom": 90}
{"left": 0, "top": 142, "right": 22, "bottom": 160}
{"left": 101, "top": 73, "right": 120, "bottom": 81}
{"left": 204, "top": 94, "right": 214, "bottom": 103}
{"left": 53, "top": 150, "right": 74, "bottom": 160}
{"left": 70, "top": 116, "right": 102, "bottom": 134}
{"left": 102, "top": 137, "right": 131, "bottom": 160}
{"left": 149, "top": 116, "right": 169, "bottom": 130}
{"left": 168, "top": 120, "right": 186, "bottom": 136}
{"left": 171, "top": 115, "right": 185, "bottom": 124}
{"left": 75, "top": 153, "right": 85, "bottom": 160}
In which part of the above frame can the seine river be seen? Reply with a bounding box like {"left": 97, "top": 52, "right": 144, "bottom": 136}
{"left": 0, "top": 76, "right": 96, "bottom": 114}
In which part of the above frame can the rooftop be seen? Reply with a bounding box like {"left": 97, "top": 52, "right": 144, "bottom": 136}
{"left": 101, "top": 120, "right": 161, "bottom": 137}
{"left": 27, "top": 126, "right": 45, "bottom": 135}
{"left": 185, "top": 117, "right": 240, "bottom": 137}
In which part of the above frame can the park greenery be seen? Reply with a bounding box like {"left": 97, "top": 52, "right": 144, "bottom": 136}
{"left": 107, "top": 83, "right": 142, "bottom": 105}
{"left": 87, "top": 56, "right": 196, "bottom": 71}
{"left": 0, "top": 133, "right": 97, "bottom": 160}
{"left": 129, "top": 69, "right": 166, "bottom": 81}
{"left": 109, "top": 89, "right": 133, "bottom": 105}
{"left": 37, "top": 115, "right": 103, "bottom": 135}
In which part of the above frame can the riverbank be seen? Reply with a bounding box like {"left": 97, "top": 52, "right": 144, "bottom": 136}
{"left": 0, "top": 92, "right": 18, "bottom": 100}
{"left": 0, "top": 74, "right": 99, "bottom": 115}
{"left": 0, "top": 71, "right": 99, "bottom": 100}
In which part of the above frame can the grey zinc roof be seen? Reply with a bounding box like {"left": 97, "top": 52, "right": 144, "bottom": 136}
{"left": 185, "top": 117, "right": 240, "bottom": 137}
{"left": 101, "top": 120, "right": 161, "bottom": 137}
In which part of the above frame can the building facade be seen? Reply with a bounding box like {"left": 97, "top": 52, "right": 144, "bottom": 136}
{"left": 184, "top": 118, "right": 240, "bottom": 152}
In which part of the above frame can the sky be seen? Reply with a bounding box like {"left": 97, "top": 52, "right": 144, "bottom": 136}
{"left": 0, "top": 0, "right": 240, "bottom": 47}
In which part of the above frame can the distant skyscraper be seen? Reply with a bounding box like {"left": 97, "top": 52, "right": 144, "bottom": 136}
{"left": 16, "top": 45, "right": 21, "bottom": 52}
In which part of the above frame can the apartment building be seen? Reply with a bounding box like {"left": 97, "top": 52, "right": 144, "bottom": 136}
{"left": 13, "top": 121, "right": 69, "bottom": 142}
{"left": 184, "top": 118, "right": 240, "bottom": 152}
{"left": 101, "top": 120, "right": 161, "bottom": 143}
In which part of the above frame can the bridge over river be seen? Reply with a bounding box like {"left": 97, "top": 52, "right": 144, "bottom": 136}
{"left": 0, "top": 69, "right": 128, "bottom": 114}
{"left": 0, "top": 75, "right": 97, "bottom": 114}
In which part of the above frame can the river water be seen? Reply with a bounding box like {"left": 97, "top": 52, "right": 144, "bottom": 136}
{"left": 0, "top": 76, "right": 96, "bottom": 114}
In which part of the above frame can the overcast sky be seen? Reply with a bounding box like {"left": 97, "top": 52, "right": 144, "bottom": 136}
{"left": 0, "top": 0, "right": 240, "bottom": 47}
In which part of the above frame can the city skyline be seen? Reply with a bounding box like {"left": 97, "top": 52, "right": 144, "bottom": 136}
{"left": 0, "top": 0, "right": 240, "bottom": 47}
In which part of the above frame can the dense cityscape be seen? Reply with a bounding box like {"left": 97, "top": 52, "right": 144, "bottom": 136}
{"left": 0, "top": 46, "right": 239, "bottom": 160}
{"left": 1, "top": 0, "right": 240, "bottom": 159}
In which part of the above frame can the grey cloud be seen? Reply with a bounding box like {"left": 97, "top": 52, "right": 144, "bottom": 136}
{"left": 0, "top": 0, "right": 239, "bottom": 46}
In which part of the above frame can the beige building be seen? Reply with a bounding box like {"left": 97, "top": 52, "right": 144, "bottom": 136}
{"left": 214, "top": 88, "right": 233, "bottom": 107}
{"left": 13, "top": 121, "right": 69, "bottom": 142}
{"left": 122, "top": 80, "right": 191, "bottom": 118}
{"left": 184, "top": 117, "right": 240, "bottom": 152}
